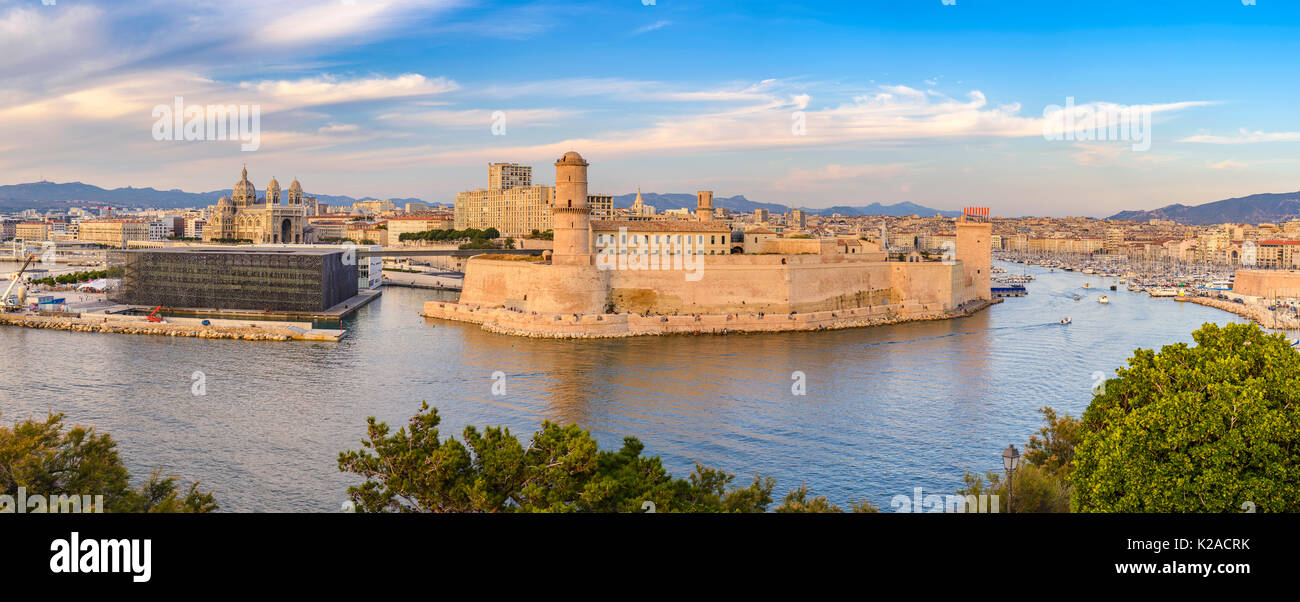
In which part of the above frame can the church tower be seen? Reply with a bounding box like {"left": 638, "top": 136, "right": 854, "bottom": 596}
{"left": 266, "top": 177, "right": 281, "bottom": 206}
{"left": 288, "top": 178, "right": 303, "bottom": 205}
{"left": 551, "top": 151, "right": 591, "bottom": 265}
{"left": 696, "top": 190, "right": 713, "bottom": 221}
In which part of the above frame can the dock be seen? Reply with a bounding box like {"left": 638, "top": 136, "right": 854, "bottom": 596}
{"left": 100, "top": 289, "right": 381, "bottom": 322}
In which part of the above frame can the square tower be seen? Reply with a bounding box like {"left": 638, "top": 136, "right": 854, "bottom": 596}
{"left": 956, "top": 207, "right": 992, "bottom": 301}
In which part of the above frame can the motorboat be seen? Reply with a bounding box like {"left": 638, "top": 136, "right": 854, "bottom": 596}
{"left": 1073, "top": 294, "right": 1081, "bottom": 301}
{"left": 1059, "top": 317, "right": 1072, "bottom": 325}
{"left": 1098, "top": 295, "right": 1110, "bottom": 304}
{"left": 1082, "top": 282, "right": 1091, "bottom": 289}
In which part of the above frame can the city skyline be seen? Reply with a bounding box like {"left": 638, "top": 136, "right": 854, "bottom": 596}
{"left": 3, "top": 1, "right": 1300, "bottom": 216}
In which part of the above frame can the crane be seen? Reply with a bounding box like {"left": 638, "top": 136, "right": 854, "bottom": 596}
{"left": 2, "top": 254, "right": 36, "bottom": 310}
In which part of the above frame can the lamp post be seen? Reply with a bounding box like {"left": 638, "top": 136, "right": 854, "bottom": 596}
{"left": 1002, "top": 444, "right": 1020, "bottom": 513}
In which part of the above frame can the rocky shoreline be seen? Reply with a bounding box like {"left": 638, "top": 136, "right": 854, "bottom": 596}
{"left": 0, "top": 313, "right": 300, "bottom": 341}
{"left": 1177, "top": 296, "right": 1300, "bottom": 330}
{"left": 425, "top": 298, "right": 1001, "bottom": 339}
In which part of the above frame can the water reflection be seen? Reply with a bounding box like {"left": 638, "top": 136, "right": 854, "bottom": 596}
{"left": 0, "top": 262, "right": 1247, "bottom": 511}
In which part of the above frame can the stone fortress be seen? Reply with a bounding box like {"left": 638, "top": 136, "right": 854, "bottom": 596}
{"left": 424, "top": 151, "right": 994, "bottom": 338}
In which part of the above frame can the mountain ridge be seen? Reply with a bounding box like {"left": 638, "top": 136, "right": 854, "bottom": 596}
{"left": 1107, "top": 190, "right": 1300, "bottom": 225}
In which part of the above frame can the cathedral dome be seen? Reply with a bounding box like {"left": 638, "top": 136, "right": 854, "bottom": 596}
{"left": 289, "top": 178, "right": 302, "bottom": 193}
{"left": 232, "top": 167, "right": 256, "bottom": 203}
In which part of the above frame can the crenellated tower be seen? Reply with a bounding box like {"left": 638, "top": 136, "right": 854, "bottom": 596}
{"left": 551, "top": 151, "right": 591, "bottom": 265}
{"left": 955, "top": 206, "right": 993, "bottom": 301}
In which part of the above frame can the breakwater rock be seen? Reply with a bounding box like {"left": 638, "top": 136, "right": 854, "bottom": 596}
{"left": 0, "top": 314, "right": 297, "bottom": 341}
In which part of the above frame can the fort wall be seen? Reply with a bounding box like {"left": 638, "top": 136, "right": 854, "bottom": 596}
{"left": 1233, "top": 269, "right": 1300, "bottom": 299}
{"left": 422, "top": 298, "right": 998, "bottom": 339}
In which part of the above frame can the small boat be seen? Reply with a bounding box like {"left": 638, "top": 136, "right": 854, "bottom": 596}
{"left": 1073, "top": 294, "right": 1081, "bottom": 301}
{"left": 1059, "top": 317, "right": 1072, "bottom": 325}
{"left": 1082, "top": 282, "right": 1091, "bottom": 289}
{"left": 1109, "top": 285, "right": 1117, "bottom": 291}
{"left": 1098, "top": 295, "right": 1110, "bottom": 304}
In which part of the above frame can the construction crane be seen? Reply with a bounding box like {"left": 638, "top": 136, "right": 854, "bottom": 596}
{"left": 2, "top": 254, "right": 35, "bottom": 311}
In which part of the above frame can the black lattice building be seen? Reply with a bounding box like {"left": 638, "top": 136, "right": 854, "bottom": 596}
{"left": 109, "top": 247, "right": 358, "bottom": 312}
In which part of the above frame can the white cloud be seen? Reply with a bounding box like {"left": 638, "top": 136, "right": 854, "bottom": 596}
{"left": 1208, "top": 159, "right": 1247, "bottom": 170}
{"left": 631, "top": 20, "right": 672, "bottom": 36}
{"left": 376, "top": 107, "right": 579, "bottom": 129}
{"left": 1180, "top": 129, "right": 1300, "bottom": 144}
{"left": 241, "top": 74, "right": 458, "bottom": 109}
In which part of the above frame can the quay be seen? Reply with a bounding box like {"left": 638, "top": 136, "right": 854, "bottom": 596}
{"left": 1175, "top": 296, "right": 1300, "bottom": 330}
{"left": 103, "top": 289, "right": 381, "bottom": 322}
{"left": 0, "top": 311, "right": 346, "bottom": 341}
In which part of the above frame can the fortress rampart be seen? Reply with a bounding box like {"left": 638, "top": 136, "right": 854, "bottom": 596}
{"left": 438, "top": 151, "right": 993, "bottom": 338}
{"left": 423, "top": 297, "right": 998, "bottom": 339}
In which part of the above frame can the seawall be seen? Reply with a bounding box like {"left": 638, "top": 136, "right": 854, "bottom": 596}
{"left": 422, "top": 298, "right": 1000, "bottom": 339}
{"left": 1176, "top": 296, "right": 1300, "bottom": 329}
{"left": 0, "top": 313, "right": 343, "bottom": 341}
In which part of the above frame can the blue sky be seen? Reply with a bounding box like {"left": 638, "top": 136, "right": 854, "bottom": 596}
{"left": 2, "top": 0, "right": 1298, "bottom": 216}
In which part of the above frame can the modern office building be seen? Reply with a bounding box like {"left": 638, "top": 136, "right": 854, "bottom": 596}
{"left": 488, "top": 163, "right": 533, "bottom": 190}
{"left": 109, "top": 247, "right": 358, "bottom": 312}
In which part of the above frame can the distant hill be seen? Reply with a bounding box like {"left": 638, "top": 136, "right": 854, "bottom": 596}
{"left": 815, "top": 202, "right": 962, "bottom": 218}
{"left": 1, "top": 179, "right": 956, "bottom": 217}
{"left": 0, "top": 180, "right": 435, "bottom": 212}
{"left": 611, "top": 192, "right": 960, "bottom": 217}
{"left": 1107, "top": 190, "right": 1300, "bottom": 225}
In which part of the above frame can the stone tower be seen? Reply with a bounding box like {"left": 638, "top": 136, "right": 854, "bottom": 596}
{"left": 552, "top": 151, "right": 591, "bottom": 265}
{"left": 266, "top": 177, "right": 281, "bottom": 206}
{"left": 696, "top": 190, "right": 713, "bottom": 221}
{"left": 955, "top": 208, "right": 993, "bottom": 301}
{"left": 288, "top": 178, "right": 303, "bottom": 205}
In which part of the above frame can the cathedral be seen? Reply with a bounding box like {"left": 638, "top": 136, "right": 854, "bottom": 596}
{"left": 204, "top": 167, "right": 311, "bottom": 243}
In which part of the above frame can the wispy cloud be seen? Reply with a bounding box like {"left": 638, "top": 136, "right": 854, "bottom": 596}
{"left": 631, "top": 20, "right": 672, "bottom": 36}
{"left": 1180, "top": 129, "right": 1300, "bottom": 144}
{"left": 1208, "top": 159, "right": 1247, "bottom": 170}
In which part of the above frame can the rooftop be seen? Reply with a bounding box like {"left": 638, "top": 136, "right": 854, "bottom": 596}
{"left": 122, "top": 246, "right": 347, "bottom": 256}
{"left": 592, "top": 219, "right": 731, "bottom": 233}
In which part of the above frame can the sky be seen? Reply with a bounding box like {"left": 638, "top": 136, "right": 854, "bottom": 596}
{"left": 1, "top": 0, "right": 1299, "bottom": 216}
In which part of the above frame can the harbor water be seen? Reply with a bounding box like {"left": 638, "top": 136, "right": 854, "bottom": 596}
{"left": 0, "top": 261, "right": 1250, "bottom": 511}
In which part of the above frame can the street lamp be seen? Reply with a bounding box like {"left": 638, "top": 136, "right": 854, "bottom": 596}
{"left": 1002, "top": 444, "right": 1021, "bottom": 513}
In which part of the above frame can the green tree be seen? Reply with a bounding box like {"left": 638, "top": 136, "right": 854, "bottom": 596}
{"left": 1072, "top": 322, "right": 1300, "bottom": 512}
{"left": 0, "top": 413, "right": 216, "bottom": 513}
{"left": 339, "top": 402, "right": 870, "bottom": 513}
{"left": 956, "top": 463, "right": 1070, "bottom": 513}
{"left": 1024, "top": 406, "right": 1082, "bottom": 482}
{"left": 774, "top": 484, "right": 880, "bottom": 513}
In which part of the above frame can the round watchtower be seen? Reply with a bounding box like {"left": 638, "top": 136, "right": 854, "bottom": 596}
{"left": 552, "top": 151, "right": 591, "bottom": 265}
